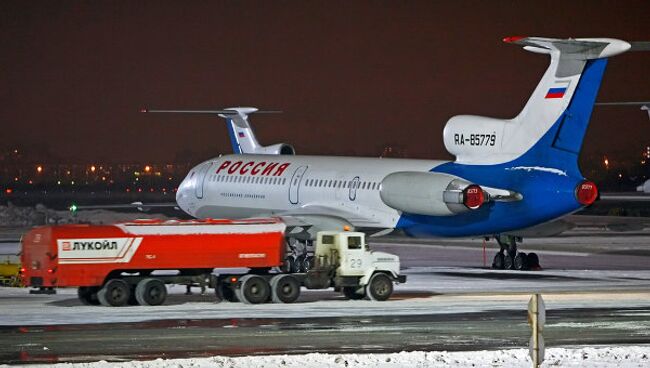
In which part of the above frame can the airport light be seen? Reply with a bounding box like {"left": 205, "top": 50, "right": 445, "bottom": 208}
{"left": 69, "top": 204, "right": 78, "bottom": 213}
{"left": 91, "top": 165, "right": 96, "bottom": 173}
{"left": 36, "top": 165, "right": 43, "bottom": 173}
{"left": 144, "top": 165, "right": 151, "bottom": 173}
{"left": 603, "top": 157, "right": 609, "bottom": 169}
{"left": 5, "top": 188, "right": 12, "bottom": 194}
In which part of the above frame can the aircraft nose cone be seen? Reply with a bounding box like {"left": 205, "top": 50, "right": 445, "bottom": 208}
{"left": 175, "top": 174, "right": 195, "bottom": 215}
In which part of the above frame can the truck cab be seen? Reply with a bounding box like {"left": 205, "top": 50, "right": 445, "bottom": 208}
{"left": 311, "top": 231, "right": 405, "bottom": 300}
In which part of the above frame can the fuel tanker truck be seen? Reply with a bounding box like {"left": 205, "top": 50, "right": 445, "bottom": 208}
{"left": 20, "top": 218, "right": 405, "bottom": 306}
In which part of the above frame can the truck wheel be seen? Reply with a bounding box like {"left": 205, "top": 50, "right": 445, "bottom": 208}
{"left": 236, "top": 275, "right": 270, "bottom": 304}
{"left": 342, "top": 286, "right": 366, "bottom": 300}
{"left": 97, "top": 279, "right": 130, "bottom": 307}
{"left": 77, "top": 287, "right": 100, "bottom": 305}
{"left": 366, "top": 273, "right": 393, "bottom": 301}
{"left": 270, "top": 274, "right": 300, "bottom": 303}
{"left": 135, "top": 278, "right": 167, "bottom": 306}
{"left": 215, "top": 282, "right": 238, "bottom": 303}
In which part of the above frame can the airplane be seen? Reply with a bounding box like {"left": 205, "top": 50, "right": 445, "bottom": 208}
{"left": 143, "top": 36, "right": 646, "bottom": 271}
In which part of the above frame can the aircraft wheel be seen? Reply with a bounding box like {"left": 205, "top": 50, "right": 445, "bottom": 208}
{"left": 302, "top": 256, "right": 314, "bottom": 272}
{"left": 280, "top": 257, "right": 294, "bottom": 273}
{"left": 492, "top": 253, "right": 505, "bottom": 269}
{"left": 236, "top": 275, "right": 271, "bottom": 304}
{"left": 294, "top": 255, "right": 305, "bottom": 273}
{"left": 77, "top": 286, "right": 100, "bottom": 305}
{"left": 97, "top": 279, "right": 130, "bottom": 307}
{"left": 366, "top": 273, "right": 393, "bottom": 301}
{"left": 342, "top": 286, "right": 366, "bottom": 300}
{"left": 135, "top": 278, "right": 167, "bottom": 306}
{"left": 528, "top": 252, "right": 541, "bottom": 269}
{"left": 503, "top": 254, "right": 514, "bottom": 270}
{"left": 514, "top": 252, "right": 528, "bottom": 271}
{"left": 270, "top": 274, "right": 301, "bottom": 303}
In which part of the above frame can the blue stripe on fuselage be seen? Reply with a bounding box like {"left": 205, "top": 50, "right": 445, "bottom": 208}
{"left": 396, "top": 58, "right": 608, "bottom": 237}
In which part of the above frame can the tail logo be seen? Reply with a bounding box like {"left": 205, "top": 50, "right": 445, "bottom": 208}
{"left": 545, "top": 81, "right": 570, "bottom": 99}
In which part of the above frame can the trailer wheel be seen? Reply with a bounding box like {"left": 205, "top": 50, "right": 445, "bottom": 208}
{"left": 215, "top": 282, "right": 238, "bottom": 303}
{"left": 342, "top": 286, "right": 365, "bottom": 300}
{"left": 270, "top": 274, "right": 300, "bottom": 303}
{"left": 236, "top": 275, "right": 270, "bottom": 304}
{"left": 77, "top": 287, "right": 100, "bottom": 306}
{"left": 135, "top": 278, "right": 168, "bottom": 306}
{"left": 97, "top": 279, "right": 130, "bottom": 307}
{"left": 365, "top": 273, "right": 393, "bottom": 301}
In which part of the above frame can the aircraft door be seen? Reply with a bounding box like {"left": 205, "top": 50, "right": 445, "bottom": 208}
{"left": 349, "top": 176, "right": 360, "bottom": 201}
{"left": 289, "top": 166, "right": 308, "bottom": 204}
{"left": 195, "top": 162, "right": 213, "bottom": 199}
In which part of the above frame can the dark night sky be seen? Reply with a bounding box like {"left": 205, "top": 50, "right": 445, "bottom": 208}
{"left": 2, "top": 1, "right": 649, "bottom": 163}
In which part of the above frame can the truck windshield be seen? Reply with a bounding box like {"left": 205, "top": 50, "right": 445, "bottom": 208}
{"left": 347, "top": 236, "right": 362, "bottom": 249}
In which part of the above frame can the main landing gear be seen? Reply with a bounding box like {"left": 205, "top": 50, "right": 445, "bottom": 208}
{"left": 491, "top": 235, "right": 541, "bottom": 271}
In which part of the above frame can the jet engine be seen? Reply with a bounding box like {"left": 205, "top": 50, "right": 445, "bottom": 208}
{"left": 380, "top": 172, "right": 486, "bottom": 216}
{"left": 256, "top": 143, "right": 295, "bottom": 155}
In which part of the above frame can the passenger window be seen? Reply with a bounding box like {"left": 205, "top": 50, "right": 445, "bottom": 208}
{"left": 321, "top": 235, "right": 334, "bottom": 244}
{"left": 347, "top": 236, "right": 362, "bottom": 250}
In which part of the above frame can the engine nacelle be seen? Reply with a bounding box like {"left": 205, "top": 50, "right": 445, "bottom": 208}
{"left": 380, "top": 172, "right": 486, "bottom": 216}
{"left": 256, "top": 143, "right": 295, "bottom": 155}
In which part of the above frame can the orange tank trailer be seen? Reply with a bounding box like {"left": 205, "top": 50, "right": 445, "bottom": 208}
{"left": 21, "top": 218, "right": 286, "bottom": 289}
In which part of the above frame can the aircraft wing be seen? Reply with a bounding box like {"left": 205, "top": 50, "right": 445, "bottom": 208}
{"left": 255, "top": 204, "right": 394, "bottom": 239}
{"left": 507, "top": 214, "right": 650, "bottom": 237}
{"left": 71, "top": 202, "right": 179, "bottom": 212}
{"left": 599, "top": 193, "right": 650, "bottom": 201}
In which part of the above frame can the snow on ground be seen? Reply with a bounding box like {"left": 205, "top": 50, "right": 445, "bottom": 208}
{"left": 7, "top": 346, "right": 650, "bottom": 368}
{"left": 2, "top": 270, "right": 650, "bottom": 326}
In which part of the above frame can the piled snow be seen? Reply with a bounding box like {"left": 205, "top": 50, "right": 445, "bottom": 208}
{"left": 0, "top": 203, "right": 171, "bottom": 227}
{"left": 13, "top": 346, "right": 650, "bottom": 368}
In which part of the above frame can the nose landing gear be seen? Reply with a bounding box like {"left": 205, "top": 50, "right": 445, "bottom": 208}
{"left": 491, "top": 235, "right": 541, "bottom": 271}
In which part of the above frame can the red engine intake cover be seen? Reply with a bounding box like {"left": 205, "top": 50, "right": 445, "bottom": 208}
{"left": 576, "top": 181, "right": 599, "bottom": 206}
{"left": 463, "top": 184, "right": 485, "bottom": 210}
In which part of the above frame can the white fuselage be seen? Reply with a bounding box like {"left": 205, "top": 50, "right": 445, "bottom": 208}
{"left": 176, "top": 154, "right": 446, "bottom": 228}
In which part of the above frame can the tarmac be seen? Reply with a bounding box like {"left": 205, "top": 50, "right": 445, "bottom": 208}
{"left": 0, "top": 229, "right": 649, "bottom": 364}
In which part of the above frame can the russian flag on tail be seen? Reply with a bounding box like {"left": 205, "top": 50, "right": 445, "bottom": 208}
{"left": 545, "top": 81, "right": 570, "bottom": 99}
